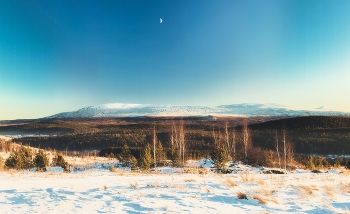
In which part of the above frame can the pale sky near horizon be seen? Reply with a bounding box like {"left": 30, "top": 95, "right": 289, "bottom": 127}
{"left": 1, "top": 0, "right": 350, "bottom": 120}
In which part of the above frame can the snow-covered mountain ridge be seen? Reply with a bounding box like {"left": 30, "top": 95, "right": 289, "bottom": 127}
{"left": 45, "top": 103, "right": 350, "bottom": 119}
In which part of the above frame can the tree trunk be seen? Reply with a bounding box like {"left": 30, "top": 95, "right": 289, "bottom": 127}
{"left": 275, "top": 130, "right": 281, "bottom": 168}
{"left": 153, "top": 126, "right": 157, "bottom": 168}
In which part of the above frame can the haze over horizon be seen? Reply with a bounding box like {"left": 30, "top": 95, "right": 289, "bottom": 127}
{"left": 1, "top": 1, "right": 350, "bottom": 120}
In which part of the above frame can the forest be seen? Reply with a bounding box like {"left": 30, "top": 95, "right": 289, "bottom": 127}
{"left": 1, "top": 116, "right": 350, "bottom": 165}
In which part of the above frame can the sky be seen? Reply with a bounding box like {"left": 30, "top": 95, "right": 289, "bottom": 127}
{"left": 1, "top": 0, "right": 350, "bottom": 120}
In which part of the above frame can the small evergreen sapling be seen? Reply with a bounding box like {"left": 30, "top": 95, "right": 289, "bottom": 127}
{"left": 52, "top": 154, "right": 70, "bottom": 172}
{"left": 5, "top": 146, "right": 33, "bottom": 170}
{"left": 0, "top": 155, "right": 4, "bottom": 170}
{"left": 119, "top": 144, "right": 136, "bottom": 167}
{"left": 211, "top": 145, "right": 228, "bottom": 172}
{"left": 34, "top": 149, "right": 49, "bottom": 172}
{"left": 139, "top": 144, "right": 152, "bottom": 171}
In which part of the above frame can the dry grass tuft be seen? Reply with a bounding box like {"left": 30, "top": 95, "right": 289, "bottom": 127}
{"left": 237, "top": 191, "right": 248, "bottom": 200}
{"left": 297, "top": 184, "right": 318, "bottom": 199}
{"left": 178, "top": 185, "right": 186, "bottom": 191}
{"left": 340, "top": 182, "right": 350, "bottom": 194}
{"left": 225, "top": 178, "right": 238, "bottom": 187}
{"left": 254, "top": 189, "right": 279, "bottom": 204}
{"left": 205, "top": 187, "right": 210, "bottom": 193}
{"left": 253, "top": 195, "right": 267, "bottom": 204}
{"left": 184, "top": 167, "right": 209, "bottom": 175}
{"left": 239, "top": 171, "right": 255, "bottom": 183}
{"left": 256, "top": 179, "right": 265, "bottom": 186}
{"left": 184, "top": 178, "right": 196, "bottom": 182}
{"left": 130, "top": 181, "right": 139, "bottom": 189}
{"left": 299, "top": 185, "right": 315, "bottom": 195}
{"left": 323, "top": 185, "right": 336, "bottom": 199}
{"left": 147, "top": 182, "right": 160, "bottom": 188}
{"left": 339, "top": 169, "right": 350, "bottom": 175}
{"left": 109, "top": 166, "right": 116, "bottom": 172}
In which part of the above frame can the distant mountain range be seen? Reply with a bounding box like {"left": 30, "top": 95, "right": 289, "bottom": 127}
{"left": 45, "top": 103, "right": 350, "bottom": 119}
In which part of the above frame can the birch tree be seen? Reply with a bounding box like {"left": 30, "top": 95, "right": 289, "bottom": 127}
{"left": 275, "top": 130, "right": 281, "bottom": 168}
{"left": 242, "top": 120, "right": 250, "bottom": 161}
{"left": 283, "top": 128, "right": 287, "bottom": 170}
{"left": 224, "top": 122, "right": 230, "bottom": 159}
{"left": 153, "top": 126, "right": 157, "bottom": 168}
{"left": 179, "top": 120, "right": 185, "bottom": 165}
{"left": 231, "top": 127, "right": 237, "bottom": 161}
{"left": 170, "top": 120, "right": 185, "bottom": 166}
{"left": 223, "top": 122, "right": 236, "bottom": 161}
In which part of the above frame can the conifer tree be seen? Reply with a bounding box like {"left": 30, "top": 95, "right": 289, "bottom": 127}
{"left": 34, "top": 149, "right": 49, "bottom": 171}
{"left": 266, "top": 150, "right": 274, "bottom": 167}
{"left": 211, "top": 145, "right": 228, "bottom": 172}
{"left": 315, "top": 156, "right": 324, "bottom": 170}
{"left": 119, "top": 143, "right": 133, "bottom": 167}
{"left": 139, "top": 144, "right": 152, "bottom": 171}
{"left": 0, "top": 155, "right": 4, "bottom": 169}
{"left": 5, "top": 151, "right": 22, "bottom": 169}
{"left": 52, "top": 154, "right": 69, "bottom": 172}
{"left": 171, "top": 147, "right": 181, "bottom": 167}
{"left": 156, "top": 141, "right": 164, "bottom": 163}
{"left": 5, "top": 146, "right": 33, "bottom": 170}
{"left": 307, "top": 155, "right": 315, "bottom": 170}
{"left": 130, "top": 156, "right": 138, "bottom": 171}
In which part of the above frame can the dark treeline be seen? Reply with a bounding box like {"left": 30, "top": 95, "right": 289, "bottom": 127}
{"left": 250, "top": 116, "right": 350, "bottom": 155}
{"left": 7, "top": 116, "right": 350, "bottom": 158}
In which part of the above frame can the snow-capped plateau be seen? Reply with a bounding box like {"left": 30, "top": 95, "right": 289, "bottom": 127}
{"left": 44, "top": 103, "right": 350, "bottom": 119}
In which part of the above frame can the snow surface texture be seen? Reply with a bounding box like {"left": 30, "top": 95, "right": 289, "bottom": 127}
{"left": 46, "top": 103, "right": 350, "bottom": 119}
{"left": 1, "top": 161, "right": 350, "bottom": 213}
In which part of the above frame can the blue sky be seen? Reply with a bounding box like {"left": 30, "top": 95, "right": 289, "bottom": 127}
{"left": 1, "top": 0, "right": 350, "bottom": 119}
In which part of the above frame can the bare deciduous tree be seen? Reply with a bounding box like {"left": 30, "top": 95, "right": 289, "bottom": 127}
{"left": 283, "top": 128, "right": 287, "bottom": 170}
{"left": 275, "top": 130, "right": 281, "bottom": 168}
{"left": 242, "top": 120, "right": 250, "bottom": 161}
{"left": 171, "top": 120, "right": 185, "bottom": 166}
{"left": 212, "top": 127, "right": 219, "bottom": 147}
{"left": 231, "top": 127, "right": 237, "bottom": 161}
{"left": 153, "top": 126, "right": 157, "bottom": 168}
{"left": 222, "top": 122, "right": 237, "bottom": 161}
{"left": 171, "top": 122, "right": 175, "bottom": 157}
{"left": 179, "top": 120, "right": 185, "bottom": 165}
{"left": 224, "top": 122, "right": 229, "bottom": 159}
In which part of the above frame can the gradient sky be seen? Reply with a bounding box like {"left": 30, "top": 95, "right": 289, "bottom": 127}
{"left": 1, "top": 0, "right": 350, "bottom": 120}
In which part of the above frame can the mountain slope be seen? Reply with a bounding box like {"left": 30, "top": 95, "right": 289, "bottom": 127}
{"left": 45, "top": 103, "right": 350, "bottom": 119}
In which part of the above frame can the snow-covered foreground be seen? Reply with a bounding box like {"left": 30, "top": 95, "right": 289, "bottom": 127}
{"left": 1, "top": 166, "right": 350, "bottom": 213}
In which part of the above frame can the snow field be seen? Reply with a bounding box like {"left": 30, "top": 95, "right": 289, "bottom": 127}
{"left": 1, "top": 167, "right": 350, "bottom": 213}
